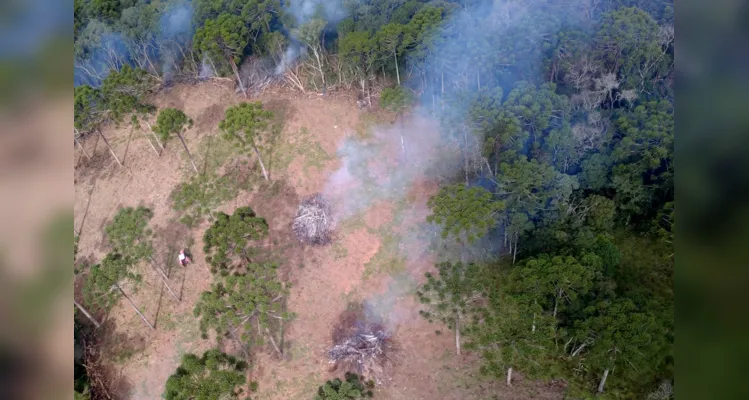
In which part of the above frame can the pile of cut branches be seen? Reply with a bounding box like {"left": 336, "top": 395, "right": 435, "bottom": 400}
{"left": 328, "top": 321, "right": 393, "bottom": 384}
{"left": 293, "top": 194, "right": 333, "bottom": 245}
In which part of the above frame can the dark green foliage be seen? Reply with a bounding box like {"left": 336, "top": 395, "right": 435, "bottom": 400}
{"left": 572, "top": 299, "right": 669, "bottom": 395}
{"left": 417, "top": 262, "right": 486, "bottom": 325}
{"left": 193, "top": 13, "right": 248, "bottom": 74}
{"left": 153, "top": 108, "right": 193, "bottom": 144}
{"left": 104, "top": 206, "right": 154, "bottom": 261}
{"left": 164, "top": 349, "right": 251, "bottom": 400}
{"left": 100, "top": 64, "right": 154, "bottom": 122}
{"left": 90, "top": 0, "right": 122, "bottom": 23}
{"left": 171, "top": 173, "right": 239, "bottom": 227}
{"left": 315, "top": 372, "right": 374, "bottom": 400}
{"left": 193, "top": 265, "right": 289, "bottom": 352}
{"left": 495, "top": 157, "right": 578, "bottom": 233}
{"left": 83, "top": 253, "right": 140, "bottom": 313}
{"left": 219, "top": 102, "right": 273, "bottom": 149}
{"left": 427, "top": 184, "right": 503, "bottom": 242}
{"left": 508, "top": 254, "right": 600, "bottom": 316}
{"left": 579, "top": 153, "right": 612, "bottom": 191}
{"left": 595, "top": 7, "right": 671, "bottom": 90}
{"left": 379, "top": 86, "right": 413, "bottom": 113}
{"left": 74, "top": 85, "right": 104, "bottom": 132}
{"left": 202, "top": 206, "right": 269, "bottom": 273}
{"left": 465, "top": 294, "right": 556, "bottom": 380}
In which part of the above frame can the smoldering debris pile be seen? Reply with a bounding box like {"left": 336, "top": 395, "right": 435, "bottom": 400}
{"left": 328, "top": 321, "right": 394, "bottom": 383}
{"left": 293, "top": 194, "right": 333, "bottom": 245}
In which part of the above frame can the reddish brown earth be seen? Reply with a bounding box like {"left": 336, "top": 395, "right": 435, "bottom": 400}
{"left": 74, "top": 81, "right": 564, "bottom": 400}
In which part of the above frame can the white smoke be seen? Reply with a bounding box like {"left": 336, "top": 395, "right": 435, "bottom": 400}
{"left": 199, "top": 54, "right": 216, "bottom": 80}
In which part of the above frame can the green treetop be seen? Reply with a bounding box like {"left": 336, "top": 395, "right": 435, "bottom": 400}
{"left": 202, "top": 206, "right": 269, "bottom": 274}
{"left": 508, "top": 254, "right": 600, "bottom": 319}
{"left": 314, "top": 372, "right": 374, "bottom": 400}
{"left": 427, "top": 184, "right": 504, "bottom": 243}
{"left": 104, "top": 206, "right": 154, "bottom": 261}
{"left": 417, "top": 261, "right": 488, "bottom": 355}
{"left": 104, "top": 205, "right": 180, "bottom": 301}
{"left": 193, "top": 13, "right": 249, "bottom": 85}
{"left": 571, "top": 298, "right": 668, "bottom": 394}
{"left": 164, "top": 349, "right": 251, "bottom": 400}
{"left": 464, "top": 293, "right": 556, "bottom": 385}
{"left": 193, "top": 264, "right": 289, "bottom": 358}
{"left": 219, "top": 102, "right": 274, "bottom": 180}
{"left": 153, "top": 107, "right": 198, "bottom": 173}
{"left": 83, "top": 252, "right": 154, "bottom": 328}
{"left": 100, "top": 64, "right": 154, "bottom": 122}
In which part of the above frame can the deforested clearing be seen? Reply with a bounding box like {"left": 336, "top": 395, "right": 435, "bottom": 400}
{"left": 74, "top": 82, "right": 559, "bottom": 399}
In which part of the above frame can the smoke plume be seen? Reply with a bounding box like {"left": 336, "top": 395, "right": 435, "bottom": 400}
{"left": 321, "top": 0, "right": 590, "bottom": 328}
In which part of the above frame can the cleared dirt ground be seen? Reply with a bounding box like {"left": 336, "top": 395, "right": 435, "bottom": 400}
{"left": 74, "top": 81, "right": 564, "bottom": 400}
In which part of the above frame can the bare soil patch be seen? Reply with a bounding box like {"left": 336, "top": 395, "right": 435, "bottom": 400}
{"left": 74, "top": 82, "right": 564, "bottom": 400}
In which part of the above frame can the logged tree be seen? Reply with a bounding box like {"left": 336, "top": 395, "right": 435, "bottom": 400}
{"left": 100, "top": 65, "right": 159, "bottom": 157}
{"left": 427, "top": 184, "right": 504, "bottom": 243}
{"left": 380, "top": 86, "right": 414, "bottom": 158}
{"left": 219, "top": 102, "right": 273, "bottom": 181}
{"left": 417, "top": 262, "right": 487, "bottom": 355}
{"left": 339, "top": 31, "right": 378, "bottom": 104}
{"left": 193, "top": 13, "right": 249, "bottom": 95}
{"left": 164, "top": 349, "right": 253, "bottom": 400}
{"left": 193, "top": 265, "right": 289, "bottom": 358}
{"left": 294, "top": 19, "right": 327, "bottom": 91}
{"left": 202, "top": 206, "right": 269, "bottom": 274}
{"left": 105, "top": 206, "right": 180, "bottom": 301}
{"left": 153, "top": 108, "right": 199, "bottom": 173}
{"left": 83, "top": 253, "right": 154, "bottom": 329}
{"left": 74, "top": 85, "right": 122, "bottom": 166}
{"left": 315, "top": 372, "right": 375, "bottom": 400}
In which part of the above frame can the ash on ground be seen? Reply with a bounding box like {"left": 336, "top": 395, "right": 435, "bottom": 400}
{"left": 293, "top": 194, "right": 333, "bottom": 245}
{"left": 329, "top": 304, "right": 395, "bottom": 384}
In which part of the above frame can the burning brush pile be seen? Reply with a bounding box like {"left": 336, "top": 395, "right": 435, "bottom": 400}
{"left": 329, "top": 320, "right": 395, "bottom": 384}
{"left": 293, "top": 194, "right": 333, "bottom": 245}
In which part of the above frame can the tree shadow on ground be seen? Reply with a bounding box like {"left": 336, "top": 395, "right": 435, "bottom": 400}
{"left": 77, "top": 317, "right": 140, "bottom": 400}
{"left": 262, "top": 98, "right": 294, "bottom": 181}
{"left": 152, "top": 219, "right": 193, "bottom": 301}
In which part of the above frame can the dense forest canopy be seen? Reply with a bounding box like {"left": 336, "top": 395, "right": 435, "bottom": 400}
{"left": 74, "top": 0, "right": 673, "bottom": 398}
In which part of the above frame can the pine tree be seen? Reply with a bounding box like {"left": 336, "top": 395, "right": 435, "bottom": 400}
{"left": 417, "top": 262, "right": 488, "bottom": 355}
{"left": 193, "top": 13, "right": 250, "bottom": 94}
{"left": 105, "top": 206, "right": 180, "bottom": 301}
{"left": 427, "top": 184, "right": 503, "bottom": 243}
{"left": 164, "top": 349, "right": 253, "bottom": 400}
{"left": 219, "top": 102, "right": 274, "bottom": 181}
{"left": 571, "top": 299, "right": 667, "bottom": 394}
{"left": 83, "top": 253, "right": 154, "bottom": 329}
{"left": 193, "top": 264, "right": 290, "bottom": 358}
{"left": 202, "top": 206, "right": 269, "bottom": 274}
{"left": 153, "top": 108, "right": 198, "bottom": 173}
{"left": 314, "top": 372, "right": 375, "bottom": 400}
